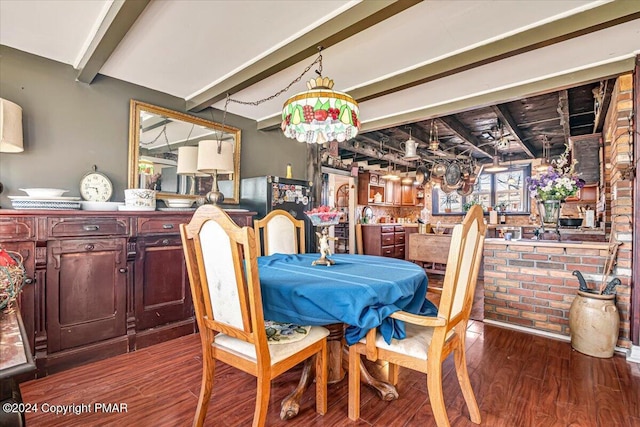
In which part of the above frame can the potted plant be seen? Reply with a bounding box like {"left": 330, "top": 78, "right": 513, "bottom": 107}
{"left": 462, "top": 200, "right": 482, "bottom": 212}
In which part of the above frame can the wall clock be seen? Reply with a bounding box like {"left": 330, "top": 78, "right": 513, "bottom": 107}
{"left": 80, "top": 165, "right": 113, "bottom": 202}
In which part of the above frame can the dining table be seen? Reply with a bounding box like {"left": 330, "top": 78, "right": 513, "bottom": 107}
{"left": 257, "top": 253, "right": 438, "bottom": 419}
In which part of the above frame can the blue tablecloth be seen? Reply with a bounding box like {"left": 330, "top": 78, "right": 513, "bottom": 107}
{"left": 257, "top": 253, "right": 438, "bottom": 345}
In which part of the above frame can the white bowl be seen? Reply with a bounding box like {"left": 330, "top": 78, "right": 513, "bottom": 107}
{"left": 20, "top": 188, "right": 68, "bottom": 198}
{"left": 81, "top": 201, "right": 124, "bottom": 211}
{"left": 164, "top": 198, "right": 194, "bottom": 208}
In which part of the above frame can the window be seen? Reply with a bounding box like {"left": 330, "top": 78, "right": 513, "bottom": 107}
{"left": 432, "top": 165, "right": 530, "bottom": 214}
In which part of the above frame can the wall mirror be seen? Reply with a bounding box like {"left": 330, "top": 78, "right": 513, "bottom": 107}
{"left": 128, "top": 99, "right": 241, "bottom": 204}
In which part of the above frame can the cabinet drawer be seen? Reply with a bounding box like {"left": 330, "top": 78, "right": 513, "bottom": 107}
{"left": 48, "top": 217, "right": 129, "bottom": 238}
{"left": 394, "top": 245, "right": 405, "bottom": 258}
{"left": 381, "top": 246, "right": 395, "bottom": 257}
{"left": 381, "top": 233, "right": 395, "bottom": 246}
{"left": 394, "top": 233, "right": 405, "bottom": 244}
{"left": 380, "top": 226, "right": 395, "bottom": 233}
{"left": 0, "top": 217, "right": 35, "bottom": 240}
{"left": 394, "top": 226, "right": 405, "bottom": 232}
{"left": 137, "top": 217, "right": 185, "bottom": 235}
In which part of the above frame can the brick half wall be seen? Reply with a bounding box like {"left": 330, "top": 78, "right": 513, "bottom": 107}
{"left": 483, "top": 239, "right": 631, "bottom": 349}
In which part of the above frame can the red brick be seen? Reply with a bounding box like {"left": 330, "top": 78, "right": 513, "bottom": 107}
{"left": 507, "top": 302, "right": 534, "bottom": 311}
{"left": 496, "top": 279, "right": 521, "bottom": 288}
{"left": 523, "top": 282, "right": 551, "bottom": 291}
{"left": 511, "top": 246, "right": 534, "bottom": 253}
{"left": 506, "top": 273, "right": 535, "bottom": 282}
{"left": 522, "top": 297, "right": 549, "bottom": 307}
{"left": 484, "top": 271, "right": 507, "bottom": 279}
{"left": 535, "top": 292, "right": 565, "bottom": 301}
{"left": 484, "top": 257, "right": 507, "bottom": 265}
{"left": 485, "top": 298, "right": 507, "bottom": 307}
{"left": 534, "top": 307, "right": 565, "bottom": 317}
{"left": 522, "top": 312, "right": 548, "bottom": 321}
{"left": 496, "top": 265, "right": 524, "bottom": 273}
{"left": 509, "top": 288, "right": 535, "bottom": 297}
{"left": 550, "top": 256, "right": 581, "bottom": 263}
{"left": 495, "top": 293, "right": 520, "bottom": 302}
{"left": 536, "top": 247, "right": 565, "bottom": 254}
{"left": 496, "top": 307, "right": 520, "bottom": 316}
{"left": 522, "top": 254, "right": 550, "bottom": 261}
{"left": 566, "top": 264, "right": 601, "bottom": 273}
{"left": 534, "top": 276, "right": 563, "bottom": 286}
{"left": 494, "top": 251, "right": 521, "bottom": 259}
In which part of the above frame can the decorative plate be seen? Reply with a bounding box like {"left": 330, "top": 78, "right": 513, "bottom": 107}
{"left": 11, "top": 200, "right": 81, "bottom": 210}
{"left": 9, "top": 195, "right": 81, "bottom": 201}
{"left": 158, "top": 207, "right": 196, "bottom": 212}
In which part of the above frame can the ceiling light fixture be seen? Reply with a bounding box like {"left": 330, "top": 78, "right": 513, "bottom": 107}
{"left": 217, "top": 47, "right": 359, "bottom": 148}
{"left": 281, "top": 48, "right": 359, "bottom": 144}
{"left": 536, "top": 135, "right": 551, "bottom": 172}
{"left": 484, "top": 143, "right": 508, "bottom": 173}
{"left": 403, "top": 127, "right": 420, "bottom": 160}
{"left": 428, "top": 120, "right": 439, "bottom": 151}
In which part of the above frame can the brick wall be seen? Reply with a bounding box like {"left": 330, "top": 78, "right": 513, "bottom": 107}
{"left": 483, "top": 240, "right": 631, "bottom": 348}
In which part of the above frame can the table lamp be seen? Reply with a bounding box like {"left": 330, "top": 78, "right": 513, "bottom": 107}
{"left": 197, "top": 140, "right": 234, "bottom": 204}
{"left": 177, "top": 146, "right": 207, "bottom": 195}
{"left": 0, "top": 98, "right": 24, "bottom": 198}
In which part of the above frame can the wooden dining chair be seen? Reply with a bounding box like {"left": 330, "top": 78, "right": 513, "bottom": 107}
{"left": 253, "top": 209, "right": 305, "bottom": 256}
{"left": 180, "top": 205, "right": 328, "bottom": 427}
{"left": 348, "top": 205, "right": 486, "bottom": 427}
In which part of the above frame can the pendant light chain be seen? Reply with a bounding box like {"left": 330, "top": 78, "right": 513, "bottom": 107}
{"left": 212, "top": 48, "right": 325, "bottom": 153}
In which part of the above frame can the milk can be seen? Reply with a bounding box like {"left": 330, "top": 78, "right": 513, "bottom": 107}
{"left": 569, "top": 291, "right": 619, "bottom": 358}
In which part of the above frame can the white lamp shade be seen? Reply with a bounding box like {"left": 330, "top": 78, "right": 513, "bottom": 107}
{"left": 0, "top": 98, "right": 24, "bottom": 153}
{"left": 177, "top": 146, "right": 207, "bottom": 176}
{"left": 197, "top": 140, "right": 234, "bottom": 174}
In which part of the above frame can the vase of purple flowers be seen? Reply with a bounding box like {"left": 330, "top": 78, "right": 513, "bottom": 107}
{"left": 527, "top": 144, "right": 584, "bottom": 224}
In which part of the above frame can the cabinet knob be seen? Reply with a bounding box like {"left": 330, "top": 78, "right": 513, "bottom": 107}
{"left": 162, "top": 239, "right": 170, "bottom": 246}
{"left": 24, "top": 277, "right": 35, "bottom": 285}
{"left": 119, "top": 268, "right": 128, "bottom": 274}
{"left": 83, "top": 225, "right": 100, "bottom": 231}
{"left": 85, "top": 244, "right": 95, "bottom": 251}
{"left": 162, "top": 224, "right": 174, "bottom": 229}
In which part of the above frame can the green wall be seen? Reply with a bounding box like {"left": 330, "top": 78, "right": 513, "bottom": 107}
{"left": 0, "top": 46, "right": 307, "bottom": 207}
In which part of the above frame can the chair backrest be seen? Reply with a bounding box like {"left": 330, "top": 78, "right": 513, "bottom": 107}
{"left": 253, "top": 209, "right": 305, "bottom": 256}
{"left": 437, "top": 205, "right": 486, "bottom": 330}
{"left": 181, "top": 205, "right": 268, "bottom": 354}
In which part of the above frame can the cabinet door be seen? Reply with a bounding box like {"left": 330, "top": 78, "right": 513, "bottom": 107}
{"left": 47, "top": 238, "right": 127, "bottom": 352}
{"left": 393, "top": 180, "right": 402, "bottom": 206}
{"left": 401, "top": 183, "right": 416, "bottom": 206}
{"left": 135, "top": 235, "right": 192, "bottom": 330}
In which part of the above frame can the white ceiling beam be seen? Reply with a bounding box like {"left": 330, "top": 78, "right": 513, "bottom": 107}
{"left": 349, "top": 1, "right": 640, "bottom": 103}
{"left": 186, "top": 0, "right": 422, "bottom": 112}
{"left": 76, "top": 0, "right": 150, "bottom": 84}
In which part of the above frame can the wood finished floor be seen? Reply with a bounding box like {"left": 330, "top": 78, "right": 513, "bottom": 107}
{"left": 19, "top": 285, "right": 640, "bottom": 427}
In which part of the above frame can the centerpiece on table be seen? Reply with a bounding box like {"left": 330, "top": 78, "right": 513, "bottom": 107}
{"left": 526, "top": 144, "right": 584, "bottom": 226}
{"left": 305, "top": 206, "right": 343, "bottom": 266}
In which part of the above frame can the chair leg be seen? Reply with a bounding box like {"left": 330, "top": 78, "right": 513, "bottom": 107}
{"left": 454, "top": 341, "right": 481, "bottom": 424}
{"left": 315, "top": 343, "right": 328, "bottom": 415}
{"left": 427, "top": 362, "right": 449, "bottom": 427}
{"left": 253, "top": 377, "right": 271, "bottom": 427}
{"left": 388, "top": 362, "right": 400, "bottom": 386}
{"left": 348, "top": 346, "right": 362, "bottom": 421}
{"left": 193, "top": 356, "right": 215, "bottom": 427}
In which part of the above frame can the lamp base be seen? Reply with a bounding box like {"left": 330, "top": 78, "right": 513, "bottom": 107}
{"left": 205, "top": 190, "right": 225, "bottom": 205}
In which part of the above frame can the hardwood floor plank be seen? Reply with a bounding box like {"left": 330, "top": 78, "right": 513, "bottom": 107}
{"left": 18, "top": 305, "right": 638, "bottom": 427}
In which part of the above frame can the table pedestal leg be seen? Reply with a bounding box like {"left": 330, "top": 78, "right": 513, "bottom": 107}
{"left": 279, "top": 323, "right": 344, "bottom": 420}
{"left": 279, "top": 324, "right": 398, "bottom": 420}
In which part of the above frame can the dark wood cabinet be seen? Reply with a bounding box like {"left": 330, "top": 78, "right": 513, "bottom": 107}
{"left": 134, "top": 216, "right": 193, "bottom": 347}
{"left": 358, "top": 171, "right": 385, "bottom": 205}
{"left": 46, "top": 237, "right": 127, "bottom": 353}
{"left": 0, "top": 209, "right": 254, "bottom": 377}
{"left": 401, "top": 183, "right": 416, "bottom": 206}
{"left": 362, "top": 225, "right": 405, "bottom": 259}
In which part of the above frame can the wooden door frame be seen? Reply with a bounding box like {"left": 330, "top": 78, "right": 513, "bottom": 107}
{"left": 631, "top": 54, "right": 639, "bottom": 347}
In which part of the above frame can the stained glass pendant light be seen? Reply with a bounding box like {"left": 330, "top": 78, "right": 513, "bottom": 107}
{"left": 281, "top": 51, "right": 360, "bottom": 144}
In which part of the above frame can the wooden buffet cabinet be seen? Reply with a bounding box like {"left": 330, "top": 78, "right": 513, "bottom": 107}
{"left": 361, "top": 224, "right": 407, "bottom": 258}
{"left": 0, "top": 209, "right": 254, "bottom": 377}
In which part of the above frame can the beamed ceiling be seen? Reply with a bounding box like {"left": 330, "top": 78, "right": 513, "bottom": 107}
{"left": 1, "top": 0, "right": 639, "bottom": 173}
{"left": 335, "top": 79, "right": 615, "bottom": 172}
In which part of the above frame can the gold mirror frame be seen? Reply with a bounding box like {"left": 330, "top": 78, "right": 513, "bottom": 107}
{"left": 127, "top": 100, "right": 241, "bottom": 204}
